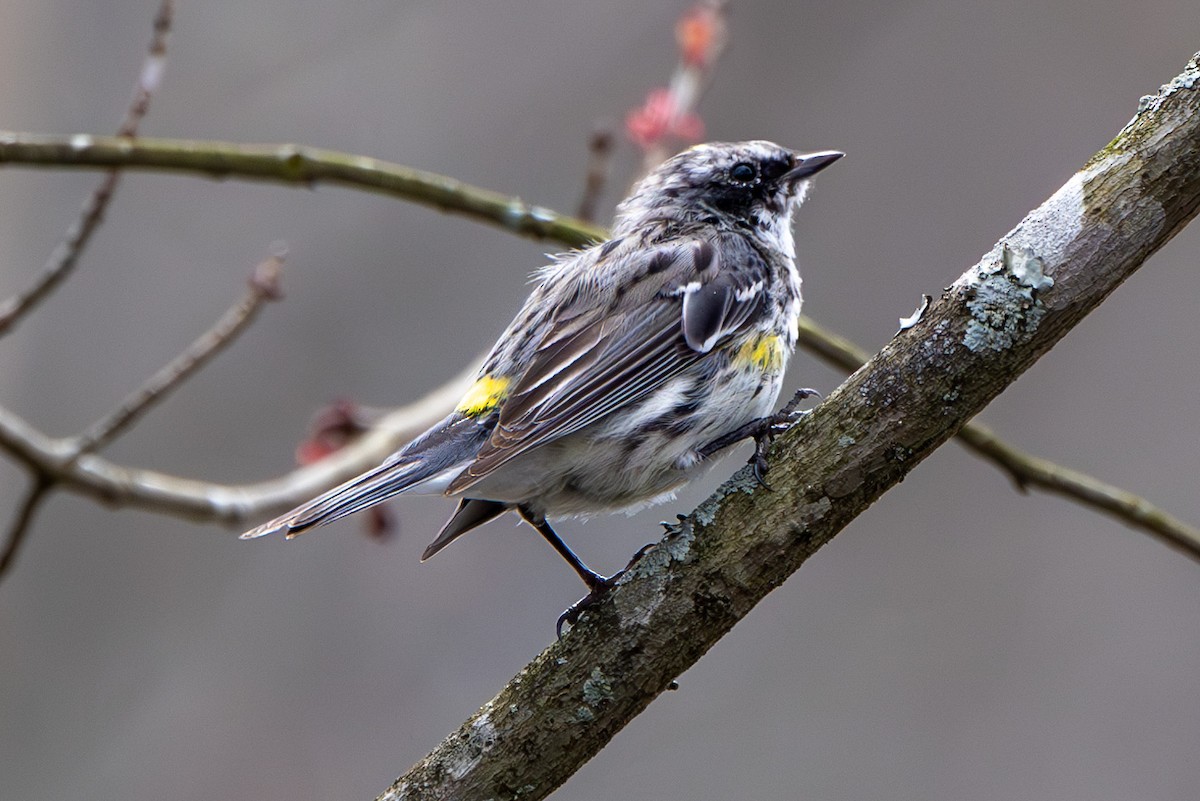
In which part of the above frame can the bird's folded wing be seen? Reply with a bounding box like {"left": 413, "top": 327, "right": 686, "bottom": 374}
{"left": 448, "top": 236, "right": 768, "bottom": 493}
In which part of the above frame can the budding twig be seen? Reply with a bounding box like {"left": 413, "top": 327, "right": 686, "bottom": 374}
{"left": 627, "top": 1, "right": 729, "bottom": 174}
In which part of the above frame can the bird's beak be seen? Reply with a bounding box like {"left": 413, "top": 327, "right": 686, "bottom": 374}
{"left": 784, "top": 150, "right": 844, "bottom": 184}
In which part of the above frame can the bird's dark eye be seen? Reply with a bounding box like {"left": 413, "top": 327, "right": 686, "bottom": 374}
{"left": 729, "top": 162, "right": 756, "bottom": 183}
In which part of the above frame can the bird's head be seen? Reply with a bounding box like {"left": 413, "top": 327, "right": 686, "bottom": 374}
{"left": 613, "top": 140, "right": 843, "bottom": 249}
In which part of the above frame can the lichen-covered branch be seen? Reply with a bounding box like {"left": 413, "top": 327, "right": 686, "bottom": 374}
{"left": 0, "top": 133, "right": 606, "bottom": 247}
{"left": 0, "top": 197, "right": 1191, "bottom": 557}
{"left": 379, "top": 52, "right": 1200, "bottom": 801}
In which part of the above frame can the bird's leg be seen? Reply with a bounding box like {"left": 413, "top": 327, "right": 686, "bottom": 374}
{"left": 517, "top": 505, "right": 610, "bottom": 590}
{"left": 517, "top": 505, "right": 621, "bottom": 637}
{"left": 696, "top": 387, "right": 821, "bottom": 489}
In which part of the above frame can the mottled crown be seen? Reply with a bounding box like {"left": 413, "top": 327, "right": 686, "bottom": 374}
{"left": 611, "top": 141, "right": 842, "bottom": 240}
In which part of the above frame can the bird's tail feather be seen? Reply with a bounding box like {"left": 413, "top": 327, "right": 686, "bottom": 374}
{"left": 240, "top": 412, "right": 492, "bottom": 540}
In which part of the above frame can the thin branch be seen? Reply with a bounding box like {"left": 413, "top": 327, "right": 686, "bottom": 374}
{"left": 0, "top": 133, "right": 606, "bottom": 248}
{"left": 0, "top": 359, "right": 480, "bottom": 525}
{"left": 379, "top": 51, "right": 1200, "bottom": 801}
{"left": 0, "top": 0, "right": 172, "bottom": 337}
{"left": 116, "top": 1, "right": 172, "bottom": 140}
{"left": 71, "top": 249, "right": 285, "bottom": 455}
{"left": 0, "top": 477, "right": 52, "bottom": 580}
{"left": 796, "top": 316, "right": 1200, "bottom": 561}
{"left": 575, "top": 126, "right": 615, "bottom": 224}
{"left": 954, "top": 423, "right": 1200, "bottom": 561}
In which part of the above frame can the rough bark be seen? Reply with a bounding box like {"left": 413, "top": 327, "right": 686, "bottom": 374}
{"left": 380, "top": 53, "right": 1200, "bottom": 801}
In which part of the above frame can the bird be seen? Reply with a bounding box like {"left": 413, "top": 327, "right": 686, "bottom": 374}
{"left": 243, "top": 140, "right": 842, "bottom": 626}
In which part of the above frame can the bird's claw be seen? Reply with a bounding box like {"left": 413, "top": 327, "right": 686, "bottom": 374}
{"left": 748, "top": 400, "right": 816, "bottom": 490}
{"left": 659, "top": 513, "right": 690, "bottom": 535}
{"left": 556, "top": 571, "right": 623, "bottom": 639}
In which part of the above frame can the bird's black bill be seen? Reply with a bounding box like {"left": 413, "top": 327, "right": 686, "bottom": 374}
{"left": 784, "top": 150, "right": 844, "bottom": 183}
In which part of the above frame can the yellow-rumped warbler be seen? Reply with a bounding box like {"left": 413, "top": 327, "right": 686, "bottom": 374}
{"left": 243, "top": 141, "right": 841, "bottom": 622}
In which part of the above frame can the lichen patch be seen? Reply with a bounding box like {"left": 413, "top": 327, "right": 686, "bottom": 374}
{"left": 960, "top": 243, "right": 1054, "bottom": 353}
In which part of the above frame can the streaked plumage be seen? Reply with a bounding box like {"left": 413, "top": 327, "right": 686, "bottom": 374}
{"left": 243, "top": 141, "right": 841, "bottom": 605}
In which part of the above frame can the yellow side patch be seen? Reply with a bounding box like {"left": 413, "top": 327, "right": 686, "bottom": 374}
{"left": 736, "top": 334, "right": 785, "bottom": 372}
{"left": 456, "top": 374, "right": 511, "bottom": 417}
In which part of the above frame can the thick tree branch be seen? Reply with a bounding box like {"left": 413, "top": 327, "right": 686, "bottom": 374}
{"left": 0, "top": 197, "right": 1190, "bottom": 555}
{"left": 0, "top": 133, "right": 606, "bottom": 247}
{"left": 378, "top": 52, "right": 1200, "bottom": 801}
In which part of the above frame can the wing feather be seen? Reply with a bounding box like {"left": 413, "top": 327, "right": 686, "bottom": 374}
{"left": 447, "top": 236, "right": 769, "bottom": 493}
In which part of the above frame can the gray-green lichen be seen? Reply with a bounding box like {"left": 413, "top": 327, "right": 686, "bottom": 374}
{"left": 692, "top": 465, "right": 760, "bottom": 526}
{"left": 961, "top": 243, "right": 1054, "bottom": 353}
{"left": 443, "top": 712, "right": 498, "bottom": 781}
{"left": 378, "top": 782, "right": 408, "bottom": 801}
{"left": 582, "top": 667, "right": 613, "bottom": 707}
{"left": 1133, "top": 52, "right": 1200, "bottom": 117}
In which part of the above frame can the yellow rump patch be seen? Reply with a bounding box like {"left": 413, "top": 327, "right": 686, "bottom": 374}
{"left": 456, "top": 374, "right": 511, "bottom": 417}
{"left": 736, "top": 334, "right": 785, "bottom": 372}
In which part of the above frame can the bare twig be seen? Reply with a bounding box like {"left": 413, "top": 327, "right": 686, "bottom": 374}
{"left": 575, "top": 126, "right": 616, "bottom": 224}
{"left": 954, "top": 423, "right": 1200, "bottom": 562}
{"left": 117, "top": 1, "right": 172, "bottom": 140}
{"left": 0, "top": 133, "right": 607, "bottom": 248}
{"left": 0, "top": 478, "right": 51, "bottom": 580}
{"left": 0, "top": 250, "right": 286, "bottom": 587}
{"left": 72, "top": 250, "right": 285, "bottom": 455}
{"left": 0, "top": 0, "right": 172, "bottom": 337}
{"left": 0, "top": 359, "right": 480, "bottom": 525}
{"left": 796, "top": 316, "right": 1200, "bottom": 561}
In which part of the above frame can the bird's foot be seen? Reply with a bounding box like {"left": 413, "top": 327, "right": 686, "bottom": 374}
{"left": 748, "top": 389, "right": 820, "bottom": 489}
{"left": 557, "top": 570, "right": 624, "bottom": 639}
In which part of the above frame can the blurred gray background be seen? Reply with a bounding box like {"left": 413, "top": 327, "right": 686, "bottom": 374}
{"left": 1, "top": 1, "right": 1197, "bottom": 799}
